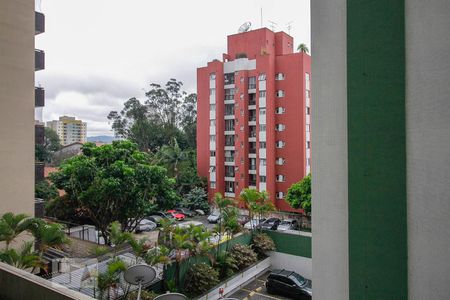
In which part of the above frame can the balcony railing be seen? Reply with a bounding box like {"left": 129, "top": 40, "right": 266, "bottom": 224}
{"left": 225, "top": 173, "right": 235, "bottom": 177}
{"left": 35, "top": 49, "right": 45, "bottom": 71}
{"left": 249, "top": 148, "right": 256, "bottom": 154}
{"left": 35, "top": 162, "right": 44, "bottom": 183}
{"left": 225, "top": 157, "right": 234, "bottom": 162}
{"left": 249, "top": 100, "right": 256, "bottom": 105}
{"left": 35, "top": 11, "right": 45, "bottom": 35}
{"left": 249, "top": 181, "right": 257, "bottom": 186}
{"left": 35, "top": 87, "right": 45, "bottom": 107}
{"left": 249, "top": 165, "right": 256, "bottom": 170}
{"left": 249, "top": 117, "right": 256, "bottom": 122}
{"left": 35, "top": 124, "right": 44, "bottom": 144}
{"left": 249, "top": 132, "right": 256, "bottom": 138}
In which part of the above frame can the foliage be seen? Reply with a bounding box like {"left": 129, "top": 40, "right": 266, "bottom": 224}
{"left": 297, "top": 43, "right": 309, "bottom": 54}
{"left": 28, "top": 220, "right": 70, "bottom": 253}
{"left": 125, "top": 290, "right": 158, "bottom": 300}
{"left": 97, "top": 258, "right": 127, "bottom": 299}
{"left": 44, "top": 195, "right": 81, "bottom": 222}
{"left": 184, "top": 263, "right": 219, "bottom": 296}
{"left": 228, "top": 244, "right": 258, "bottom": 270}
{"left": 49, "top": 141, "right": 178, "bottom": 244}
{"left": 252, "top": 233, "right": 276, "bottom": 257}
{"left": 0, "top": 212, "right": 32, "bottom": 250}
{"left": 181, "top": 187, "right": 209, "bottom": 213}
{"left": 35, "top": 127, "right": 61, "bottom": 163}
{"left": 240, "top": 188, "right": 275, "bottom": 230}
{"left": 215, "top": 252, "right": 238, "bottom": 279}
{"left": 286, "top": 174, "right": 311, "bottom": 214}
{"left": 0, "top": 241, "right": 45, "bottom": 270}
{"left": 35, "top": 180, "right": 59, "bottom": 202}
{"left": 107, "top": 79, "right": 197, "bottom": 151}
{"left": 108, "top": 221, "right": 133, "bottom": 257}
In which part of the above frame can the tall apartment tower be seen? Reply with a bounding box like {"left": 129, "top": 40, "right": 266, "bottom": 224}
{"left": 197, "top": 28, "right": 311, "bottom": 212}
{"left": 0, "top": 0, "right": 44, "bottom": 218}
{"left": 47, "top": 116, "right": 87, "bottom": 146}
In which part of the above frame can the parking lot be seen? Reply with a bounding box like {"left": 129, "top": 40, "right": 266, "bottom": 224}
{"left": 227, "top": 271, "right": 293, "bottom": 300}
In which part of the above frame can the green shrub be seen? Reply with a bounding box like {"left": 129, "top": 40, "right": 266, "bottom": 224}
{"left": 229, "top": 244, "right": 257, "bottom": 270}
{"left": 252, "top": 233, "right": 276, "bottom": 256}
{"left": 215, "top": 252, "right": 238, "bottom": 279}
{"left": 184, "top": 263, "right": 219, "bottom": 296}
{"left": 126, "top": 290, "right": 158, "bottom": 300}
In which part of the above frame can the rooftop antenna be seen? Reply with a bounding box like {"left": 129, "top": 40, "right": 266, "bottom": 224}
{"left": 124, "top": 265, "right": 156, "bottom": 300}
{"left": 268, "top": 20, "right": 277, "bottom": 32}
{"left": 286, "top": 21, "right": 293, "bottom": 34}
{"left": 238, "top": 21, "right": 252, "bottom": 33}
{"left": 260, "top": 7, "right": 263, "bottom": 28}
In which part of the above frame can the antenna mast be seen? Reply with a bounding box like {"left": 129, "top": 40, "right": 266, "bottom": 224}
{"left": 260, "top": 7, "right": 263, "bottom": 28}
{"left": 268, "top": 20, "right": 277, "bottom": 32}
{"left": 286, "top": 21, "right": 293, "bottom": 34}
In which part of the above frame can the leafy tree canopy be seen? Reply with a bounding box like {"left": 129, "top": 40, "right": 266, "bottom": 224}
{"left": 49, "top": 141, "right": 178, "bottom": 243}
{"left": 35, "top": 127, "right": 61, "bottom": 163}
{"left": 285, "top": 173, "right": 311, "bottom": 214}
{"left": 35, "top": 180, "right": 59, "bottom": 202}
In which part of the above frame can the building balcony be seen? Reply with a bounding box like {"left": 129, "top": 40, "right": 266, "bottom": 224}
{"left": 249, "top": 182, "right": 257, "bottom": 187}
{"left": 35, "top": 162, "right": 44, "bottom": 183}
{"left": 35, "top": 11, "right": 45, "bottom": 35}
{"left": 35, "top": 49, "right": 45, "bottom": 71}
{"left": 35, "top": 87, "right": 45, "bottom": 107}
{"left": 249, "top": 148, "right": 256, "bottom": 154}
{"left": 35, "top": 124, "right": 44, "bottom": 145}
{"left": 224, "top": 192, "right": 235, "bottom": 198}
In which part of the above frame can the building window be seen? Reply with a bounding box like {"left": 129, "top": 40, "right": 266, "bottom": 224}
{"left": 307, "top": 107, "right": 311, "bottom": 115}
{"left": 307, "top": 141, "right": 311, "bottom": 149}
{"left": 225, "top": 104, "right": 234, "bottom": 116}
{"left": 225, "top": 135, "right": 235, "bottom": 146}
{"left": 210, "top": 104, "right": 216, "bottom": 111}
{"left": 224, "top": 73, "right": 235, "bottom": 85}
{"left": 276, "top": 191, "right": 284, "bottom": 199}
{"left": 260, "top": 142, "right": 266, "bottom": 149}
{"left": 258, "top": 73, "right": 266, "bottom": 81}
{"left": 210, "top": 73, "right": 216, "bottom": 80}
{"left": 306, "top": 90, "right": 311, "bottom": 98}
{"left": 259, "top": 91, "right": 266, "bottom": 98}
{"left": 248, "top": 76, "right": 256, "bottom": 89}
{"left": 260, "top": 125, "right": 266, "bottom": 132}
{"left": 225, "top": 166, "right": 235, "bottom": 177}
{"left": 259, "top": 108, "right": 266, "bottom": 115}
{"left": 307, "top": 158, "right": 311, "bottom": 166}
{"left": 276, "top": 175, "right": 285, "bottom": 182}
{"left": 225, "top": 119, "right": 235, "bottom": 131}
{"left": 276, "top": 124, "right": 286, "bottom": 131}
{"left": 276, "top": 158, "right": 285, "bottom": 165}
{"left": 276, "top": 141, "right": 285, "bottom": 148}
{"left": 210, "top": 151, "right": 216, "bottom": 157}
{"left": 210, "top": 181, "right": 216, "bottom": 189}
{"left": 276, "top": 90, "right": 285, "bottom": 97}
{"left": 306, "top": 124, "right": 311, "bottom": 132}
{"left": 305, "top": 73, "right": 310, "bottom": 90}
{"left": 275, "top": 107, "right": 285, "bottom": 114}
{"left": 210, "top": 135, "right": 216, "bottom": 142}
{"left": 225, "top": 88, "right": 235, "bottom": 100}
{"left": 225, "top": 181, "right": 235, "bottom": 193}
{"left": 210, "top": 119, "right": 216, "bottom": 126}
{"left": 260, "top": 176, "right": 267, "bottom": 183}
{"left": 260, "top": 159, "right": 266, "bottom": 166}
{"left": 275, "top": 73, "right": 285, "bottom": 80}
{"left": 210, "top": 88, "right": 216, "bottom": 96}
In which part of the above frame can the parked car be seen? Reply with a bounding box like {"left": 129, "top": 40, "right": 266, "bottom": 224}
{"left": 174, "top": 207, "right": 196, "bottom": 217}
{"left": 266, "top": 269, "right": 312, "bottom": 299}
{"left": 207, "top": 211, "right": 221, "bottom": 223}
{"left": 147, "top": 215, "right": 163, "bottom": 226}
{"left": 134, "top": 219, "right": 157, "bottom": 233}
{"left": 237, "top": 215, "right": 251, "bottom": 225}
{"left": 277, "top": 219, "right": 299, "bottom": 231}
{"left": 195, "top": 209, "right": 206, "bottom": 216}
{"left": 166, "top": 210, "right": 186, "bottom": 221}
{"left": 154, "top": 211, "right": 174, "bottom": 219}
{"left": 176, "top": 220, "right": 204, "bottom": 230}
{"left": 259, "top": 218, "right": 281, "bottom": 230}
{"left": 244, "top": 218, "right": 266, "bottom": 229}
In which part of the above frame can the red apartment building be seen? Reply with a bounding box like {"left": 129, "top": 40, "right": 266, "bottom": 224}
{"left": 197, "top": 28, "right": 311, "bottom": 212}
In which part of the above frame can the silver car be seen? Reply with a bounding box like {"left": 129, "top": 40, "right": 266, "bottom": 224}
{"left": 135, "top": 219, "right": 157, "bottom": 232}
{"left": 277, "top": 219, "right": 299, "bottom": 231}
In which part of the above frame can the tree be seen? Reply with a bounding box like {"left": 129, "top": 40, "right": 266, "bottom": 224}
{"left": 182, "top": 187, "right": 209, "bottom": 213}
{"left": 49, "top": 141, "right": 179, "bottom": 244}
{"left": 35, "top": 127, "right": 61, "bottom": 163}
{"left": 156, "top": 138, "right": 188, "bottom": 180}
{"left": 297, "top": 43, "right": 309, "bottom": 54}
{"left": 240, "top": 189, "right": 275, "bottom": 231}
{"left": 0, "top": 241, "right": 45, "bottom": 270}
{"left": 0, "top": 213, "right": 32, "bottom": 250}
{"left": 35, "top": 180, "right": 59, "bottom": 202}
{"left": 97, "top": 258, "right": 127, "bottom": 300}
{"left": 286, "top": 173, "right": 311, "bottom": 214}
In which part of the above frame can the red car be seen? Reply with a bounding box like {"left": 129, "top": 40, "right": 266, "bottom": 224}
{"left": 167, "top": 210, "right": 185, "bottom": 221}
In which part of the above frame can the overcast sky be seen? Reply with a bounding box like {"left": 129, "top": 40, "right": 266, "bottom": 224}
{"left": 35, "top": 0, "right": 310, "bottom": 136}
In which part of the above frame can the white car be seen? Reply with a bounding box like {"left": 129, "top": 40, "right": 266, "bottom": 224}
{"left": 135, "top": 219, "right": 157, "bottom": 232}
{"left": 207, "top": 211, "right": 221, "bottom": 223}
{"left": 176, "top": 220, "right": 205, "bottom": 230}
{"left": 277, "top": 219, "right": 299, "bottom": 231}
{"left": 244, "top": 218, "right": 266, "bottom": 229}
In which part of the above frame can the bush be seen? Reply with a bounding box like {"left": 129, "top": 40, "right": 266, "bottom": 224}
{"left": 252, "top": 233, "right": 276, "bottom": 256}
{"left": 184, "top": 263, "right": 219, "bottom": 296}
{"left": 229, "top": 244, "right": 258, "bottom": 270}
{"left": 126, "top": 290, "right": 158, "bottom": 300}
{"left": 215, "top": 252, "right": 238, "bottom": 279}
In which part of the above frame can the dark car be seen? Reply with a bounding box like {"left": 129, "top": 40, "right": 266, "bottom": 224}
{"left": 266, "top": 269, "right": 312, "bottom": 299}
{"left": 154, "top": 211, "right": 174, "bottom": 219}
{"left": 174, "top": 207, "right": 196, "bottom": 218}
{"left": 259, "top": 217, "right": 281, "bottom": 230}
{"left": 147, "top": 215, "right": 163, "bottom": 226}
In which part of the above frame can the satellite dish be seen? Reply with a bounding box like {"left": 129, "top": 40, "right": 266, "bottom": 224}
{"left": 154, "top": 293, "right": 188, "bottom": 300}
{"left": 238, "top": 21, "right": 252, "bottom": 33}
{"left": 124, "top": 264, "right": 156, "bottom": 300}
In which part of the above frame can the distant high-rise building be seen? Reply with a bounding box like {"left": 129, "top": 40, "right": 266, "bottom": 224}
{"left": 47, "top": 116, "right": 87, "bottom": 145}
{"left": 197, "top": 28, "right": 311, "bottom": 211}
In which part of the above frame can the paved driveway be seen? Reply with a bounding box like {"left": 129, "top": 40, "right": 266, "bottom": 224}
{"left": 227, "top": 271, "right": 293, "bottom": 300}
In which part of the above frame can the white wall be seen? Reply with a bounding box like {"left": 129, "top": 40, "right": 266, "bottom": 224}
{"left": 269, "top": 252, "right": 312, "bottom": 279}
{"left": 311, "top": 0, "right": 349, "bottom": 299}
{"left": 406, "top": 1, "right": 450, "bottom": 299}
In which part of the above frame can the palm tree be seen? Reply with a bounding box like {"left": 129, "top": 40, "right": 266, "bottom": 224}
{"left": 297, "top": 43, "right": 309, "bottom": 54}
{"left": 171, "top": 228, "right": 194, "bottom": 288}
{"left": 0, "top": 241, "right": 45, "bottom": 270}
{"left": 239, "top": 188, "right": 261, "bottom": 227}
{"left": 0, "top": 213, "right": 33, "bottom": 250}
{"left": 29, "top": 220, "right": 70, "bottom": 254}
{"left": 128, "top": 237, "right": 152, "bottom": 263}
{"left": 212, "top": 193, "right": 234, "bottom": 256}
{"left": 97, "top": 258, "right": 127, "bottom": 300}
{"left": 157, "top": 138, "right": 187, "bottom": 179}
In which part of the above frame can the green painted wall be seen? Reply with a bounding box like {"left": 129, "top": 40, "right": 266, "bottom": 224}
{"left": 264, "top": 231, "right": 312, "bottom": 258}
{"left": 347, "top": 0, "right": 407, "bottom": 299}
